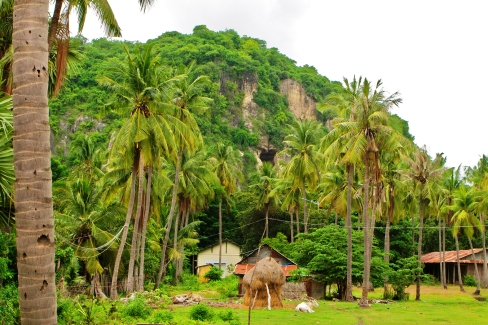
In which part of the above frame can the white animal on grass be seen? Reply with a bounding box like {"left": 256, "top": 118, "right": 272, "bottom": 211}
{"left": 295, "top": 301, "right": 318, "bottom": 313}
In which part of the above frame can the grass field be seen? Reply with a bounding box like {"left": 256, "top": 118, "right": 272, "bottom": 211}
{"left": 173, "top": 285, "right": 488, "bottom": 325}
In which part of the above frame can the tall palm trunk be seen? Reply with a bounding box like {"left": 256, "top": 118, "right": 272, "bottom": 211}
{"left": 468, "top": 238, "right": 481, "bottom": 295}
{"left": 438, "top": 217, "right": 444, "bottom": 288}
{"left": 173, "top": 209, "right": 182, "bottom": 284}
{"left": 265, "top": 203, "right": 269, "bottom": 238}
{"left": 111, "top": 166, "right": 137, "bottom": 300}
{"left": 47, "top": 0, "right": 63, "bottom": 52}
{"left": 127, "top": 154, "right": 145, "bottom": 293}
{"left": 383, "top": 185, "right": 394, "bottom": 295}
{"left": 155, "top": 154, "right": 181, "bottom": 288}
{"left": 302, "top": 185, "right": 308, "bottom": 234}
{"left": 345, "top": 163, "right": 354, "bottom": 302}
{"left": 295, "top": 207, "right": 300, "bottom": 236}
{"left": 13, "top": 0, "right": 57, "bottom": 322}
{"left": 416, "top": 184, "right": 425, "bottom": 301}
{"left": 138, "top": 166, "right": 152, "bottom": 291}
{"left": 359, "top": 158, "right": 371, "bottom": 308}
{"left": 480, "top": 214, "right": 488, "bottom": 288}
{"left": 289, "top": 211, "right": 294, "bottom": 242}
{"left": 219, "top": 199, "right": 223, "bottom": 270}
{"left": 454, "top": 234, "right": 465, "bottom": 292}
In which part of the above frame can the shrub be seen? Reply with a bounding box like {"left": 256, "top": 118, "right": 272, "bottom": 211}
{"left": 148, "top": 310, "right": 174, "bottom": 323}
{"left": 464, "top": 275, "right": 478, "bottom": 287}
{"left": 219, "top": 310, "right": 241, "bottom": 324}
{"left": 189, "top": 304, "right": 214, "bottom": 321}
{"left": 204, "top": 266, "right": 224, "bottom": 281}
{"left": 121, "top": 297, "right": 151, "bottom": 319}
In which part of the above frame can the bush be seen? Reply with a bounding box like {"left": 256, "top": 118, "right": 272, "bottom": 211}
{"left": 0, "top": 283, "right": 19, "bottom": 325}
{"left": 204, "top": 266, "right": 224, "bottom": 281}
{"left": 148, "top": 310, "right": 174, "bottom": 323}
{"left": 189, "top": 304, "right": 214, "bottom": 321}
{"left": 219, "top": 310, "right": 241, "bottom": 324}
{"left": 463, "top": 275, "right": 478, "bottom": 287}
{"left": 121, "top": 297, "right": 152, "bottom": 319}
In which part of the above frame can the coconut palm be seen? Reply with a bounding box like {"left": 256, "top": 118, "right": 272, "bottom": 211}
{"left": 282, "top": 118, "right": 324, "bottom": 234}
{"left": 249, "top": 162, "right": 279, "bottom": 238}
{"left": 439, "top": 165, "right": 462, "bottom": 289}
{"left": 11, "top": 0, "right": 58, "bottom": 322}
{"left": 323, "top": 77, "right": 402, "bottom": 307}
{"left": 155, "top": 63, "right": 212, "bottom": 287}
{"left": 466, "top": 155, "right": 488, "bottom": 287}
{"left": 448, "top": 185, "right": 484, "bottom": 295}
{"left": 319, "top": 76, "right": 363, "bottom": 302}
{"left": 99, "top": 44, "right": 182, "bottom": 298}
{"left": 269, "top": 176, "right": 301, "bottom": 241}
{"left": 210, "top": 143, "right": 243, "bottom": 270}
{"left": 405, "top": 147, "right": 444, "bottom": 300}
{"left": 172, "top": 149, "right": 218, "bottom": 282}
{"left": 54, "top": 177, "right": 124, "bottom": 298}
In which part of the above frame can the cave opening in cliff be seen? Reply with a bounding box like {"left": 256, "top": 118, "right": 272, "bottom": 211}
{"left": 259, "top": 149, "right": 277, "bottom": 165}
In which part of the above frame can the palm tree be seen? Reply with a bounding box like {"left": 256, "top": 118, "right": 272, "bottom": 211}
{"left": 12, "top": 0, "right": 57, "bottom": 323}
{"left": 210, "top": 143, "right": 242, "bottom": 270}
{"left": 282, "top": 118, "right": 323, "bottom": 234}
{"left": 439, "top": 165, "right": 462, "bottom": 289}
{"left": 319, "top": 76, "right": 363, "bottom": 302}
{"left": 155, "top": 62, "right": 211, "bottom": 287}
{"left": 54, "top": 177, "right": 124, "bottom": 298}
{"left": 448, "top": 185, "right": 484, "bottom": 295}
{"left": 466, "top": 155, "right": 488, "bottom": 287}
{"left": 323, "top": 77, "right": 402, "bottom": 307}
{"left": 249, "top": 162, "right": 279, "bottom": 238}
{"left": 172, "top": 149, "right": 218, "bottom": 282}
{"left": 405, "top": 147, "right": 444, "bottom": 300}
{"left": 99, "top": 44, "right": 180, "bottom": 299}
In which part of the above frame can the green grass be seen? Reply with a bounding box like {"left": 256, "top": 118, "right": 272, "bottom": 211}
{"left": 175, "top": 285, "right": 488, "bottom": 325}
{"left": 58, "top": 284, "right": 488, "bottom": 324}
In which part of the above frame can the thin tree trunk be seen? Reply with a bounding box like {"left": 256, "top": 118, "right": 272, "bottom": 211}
{"left": 438, "top": 216, "right": 444, "bottom": 288}
{"left": 111, "top": 166, "right": 137, "bottom": 300}
{"left": 219, "top": 200, "right": 223, "bottom": 270}
{"left": 345, "top": 163, "right": 354, "bottom": 302}
{"left": 468, "top": 238, "right": 481, "bottom": 295}
{"left": 383, "top": 185, "right": 393, "bottom": 295}
{"left": 13, "top": 0, "right": 57, "bottom": 323}
{"left": 303, "top": 185, "right": 308, "bottom": 234}
{"left": 138, "top": 166, "right": 152, "bottom": 291}
{"left": 416, "top": 186, "right": 424, "bottom": 301}
{"left": 127, "top": 154, "right": 145, "bottom": 293}
{"left": 442, "top": 213, "right": 448, "bottom": 288}
{"left": 155, "top": 154, "right": 181, "bottom": 288}
{"left": 455, "top": 235, "right": 465, "bottom": 292}
{"left": 172, "top": 208, "right": 181, "bottom": 284}
{"left": 295, "top": 207, "right": 300, "bottom": 236}
{"left": 480, "top": 214, "right": 488, "bottom": 288}
{"left": 47, "top": 0, "right": 63, "bottom": 53}
{"left": 265, "top": 203, "right": 269, "bottom": 238}
{"left": 289, "top": 211, "right": 294, "bottom": 242}
{"left": 359, "top": 158, "right": 371, "bottom": 308}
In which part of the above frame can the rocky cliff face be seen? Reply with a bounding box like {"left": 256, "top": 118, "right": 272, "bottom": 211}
{"left": 237, "top": 77, "right": 317, "bottom": 164}
{"left": 279, "top": 79, "right": 316, "bottom": 120}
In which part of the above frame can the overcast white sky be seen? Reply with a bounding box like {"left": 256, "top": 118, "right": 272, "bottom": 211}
{"left": 71, "top": 0, "right": 488, "bottom": 169}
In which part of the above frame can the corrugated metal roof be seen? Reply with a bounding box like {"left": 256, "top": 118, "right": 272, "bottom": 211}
{"left": 233, "top": 263, "right": 298, "bottom": 277}
{"left": 421, "top": 249, "right": 484, "bottom": 263}
{"left": 236, "top": 244, "right": 298, "bottom": 265}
